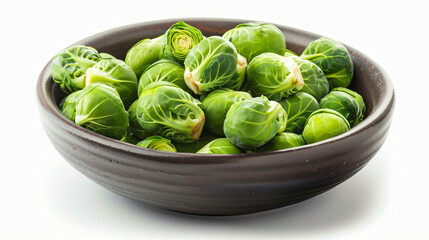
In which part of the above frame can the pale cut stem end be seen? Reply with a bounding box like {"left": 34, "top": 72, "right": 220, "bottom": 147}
{"left": 184, "top": 67, "right": 201, "bottom": 95}
{"left": 291, "top": 65, "right": 304, "bottom": 90}
{"left": 237, "top": 53, "right": 247, "bottom": 68}
{"left": 191, "top": 115, "right": 205, "bottom": 140}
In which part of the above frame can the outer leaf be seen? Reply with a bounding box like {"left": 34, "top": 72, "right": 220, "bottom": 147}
{"left": 85, "top": 58, "right": 138, "bottom": 107}
{"left": 125, "top": 35, "right": 163, "bottom": 77}
{"left": 320, "top": 91, "right": 361, "bottom": 126}
{"left": 300, "top": 37, "right": 354, "bottom": 88}
{"left": 222, "top": 53, "right": 247, "bottom": 90}
{"left": 247, "top": 52, "right": 304, "bottom": 101}
{"left": 223, "top": 22, "right": 286, "bottom": 62}
{"left": 127, "top": 100, "right": 151, "bottom": 140}
{"left": 75, "top": 83, "right": 128, "bottom": 140}
{"left": 224, "top": 96, "right": 287, "bottom": 150}
{"left": 137, "top": 59, "right": 189, "bottom": 96}
{"left": 99, "top": 52, "right": 116, "bottom": 60}
{"left": 201, "top": 88, "right": 252, "bottom": 136}
{"left": 302, "top": 108, "right": 350, "bottom": 144}
{"left": 287, "top": 56, "right": 329, "bottom": 101}
{"left": 279, "top": 92, "right": 320, "bottom": 134}
{"left": 136, "top": 81, "right": 205, "bottom": 143}
{"left": 255, "top": 132, "right": 306, "bottom": 152}
{"left": 51, "top": 45, "right": 101, "bottom": 94}
{"left": 136, "top": 136, "right": 177, "bottom": 152}
{"left": 59, "top": 90, "right": 82, "bottom": 122}
{"left": 184, "top": 36, "right": 238, "bottom": 94}
{"left": 284, "top": 49, "right": 298, "bottom": 58}
{"left": 332, "top": 87, "right": 366, "bottom": 122}
{"left": 197, "top": 138, "right": 242, "bottom": 154}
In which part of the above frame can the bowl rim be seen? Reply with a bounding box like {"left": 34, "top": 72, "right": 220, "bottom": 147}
{"left": 37, "top": 17, "right": 395, "bottom": 164}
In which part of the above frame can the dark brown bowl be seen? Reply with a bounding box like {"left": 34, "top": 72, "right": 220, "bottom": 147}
{"left": 37, "top": 18, "right": 395, "bottom": 216}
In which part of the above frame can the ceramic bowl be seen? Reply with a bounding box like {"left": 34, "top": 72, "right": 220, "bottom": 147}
{"left": 37, "top": 18, "right": 395, "bottom": 215}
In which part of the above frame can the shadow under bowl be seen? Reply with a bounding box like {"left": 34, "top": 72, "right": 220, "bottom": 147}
{"left": 37, "top": 18, "right": 395, "bottom": 216}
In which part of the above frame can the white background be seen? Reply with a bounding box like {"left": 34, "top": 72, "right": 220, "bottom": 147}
{"left": 1, "top": 0, "right": 428, "bottom": 239}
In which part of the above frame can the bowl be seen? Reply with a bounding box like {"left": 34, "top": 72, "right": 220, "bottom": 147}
{"left": 37, "top": 18, "right": 395, "bottom": 216}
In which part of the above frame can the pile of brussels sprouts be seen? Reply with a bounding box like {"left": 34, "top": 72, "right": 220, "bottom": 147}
{"left": 51, "top": 21, "right": 366, "bottom": 154}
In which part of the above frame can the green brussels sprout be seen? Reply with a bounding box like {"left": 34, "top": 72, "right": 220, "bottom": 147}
{"left": 247, "top": 52, "right": 304, "bottom": 101}
{"left": 136, "top": 81, "right": 205, "bottom": 143}
{"left": 279, "top": 92, "right": 320, "bottom": 134}
{"left": 287, "top": 56, "right": 330, "bottom": 101}
{"left": 320, "top": 90, "right": 362, "bottom": 126}
{"left": 137, "top": 59, "right": 189, "bottom": 96}
{"left": 300, "top": 37, "right": 354, "bottom": 88}
{"left": 162, "top": 21, "right": 204, "bottom": 64}
{"left": 51, "top": 45, "right": 101, "bottom": 94}
{"left": 59, "top": 90, "right": 82, "bottom": 122}
{"left": 75, "top": 83, "right": 128, "bottom": 140}
{"left": 173, "top": 131, "right": 217, "bottom": 153}
{"left": 136, "top": 136, "right": 177, "bottom": 152}
{"left": 222, "top": 22, "right": 286, "bottom": 62}
{"left": 224, "top": 96, "right": 287, "bottom": 150}
{"left": 302, "top": 108, "right": 350, "bottom": 144}
{"left": 222, "top": 53, "right": 247, "bottom": 91}
{"left": 125, "top": 35, "right": 163, "bottom": 77}
{"left": 184, "top": 36, "right": 238, "bottom": 95}
{"left": 127, "top": 100, "right": 151, "bottom": 140}
{"left": 197, "top": 138, "right": 243, "bottom": 154}
{"left": 255, "top": 132, "right": 306, "bottom": 152}
{"left": 284, "top": 49, "right": 298, "bottom": 58}
{"left": 332, "top": 87, "right": 366, "bottom": 119}
{"left": 85, "top": 58, "right": 138, "bottom": 107}
{"left": 201, "top": 89, "right": 252, "bottom": 136}
{"left": 99, "top": 52, "right": 116, "bottom": 60}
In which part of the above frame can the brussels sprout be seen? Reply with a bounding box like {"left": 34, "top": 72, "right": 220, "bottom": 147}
{"left": 247, "top": 52, "right": 304, "bottom": 101}
{"left": 162, "top": 21, "right": 204, "bottom": 64}
{"left": 223, "top": 22, "right": 286, "bottom": 62}
{"left": 320, "top": 90, "right": 362, "bottom": 126}
{"left": 136, "top": 81, "right": 205, "bottom": 143}
{"left": 222, "top": 53, "right": 247, "bottom": 91}
{"left": 127, "top": 100, "right": 151, "bottom": 140}
{"left": 51, "top": 45, "right": 101, "bottom": 94}
{"left": 85, "top": 58, "right": 138, "bottom": 107}
{"left": 125, "top": 35, "right": 163, "bottom": 77}
{"left": 137, "top": 59, "right": 189, "bottom": 96}
{"left": 224, "top": 96, "right": 287, "bottom": 150}
{"left": 300, "top": 37, "right": 354, "bottom": 88}
{"left": 59, "top": 90, "right": 82, "bottom": 122}
{"left": 284, "top": 49, "right": 298, "bottom": 58}
{"left": 75, "top": 83, "right": 128, "bottom": 140}
{"left": 136, "top": 136, "right": 177, "bottom": 152}
{"left": 173, "top": 131, "right": 217, "bottom": 153}
{"left": 201, "top": 89, "right": 252, "bottom": 136}
{"left": 197, "top": 138, "right": 243, "bottom": 154}
{"left": 287, "top": 56, "right": 329, "bottom": 101}
{"left": 302, "top": 108, "right": 350, "bottom": 144}
{"left": 184, "top": 36, "right": 238, "bottom": 95}
{"left": 99, "top": 52, "right": 116, "bottom": 60}
{"left": 255, "top": 132, "right": 306, "bottom": 152}
{"left": 332, "top": 87, "right": 366, "bottom": 118}
{"left": 279, "top": 92, "right": 320, "bottom": 134}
